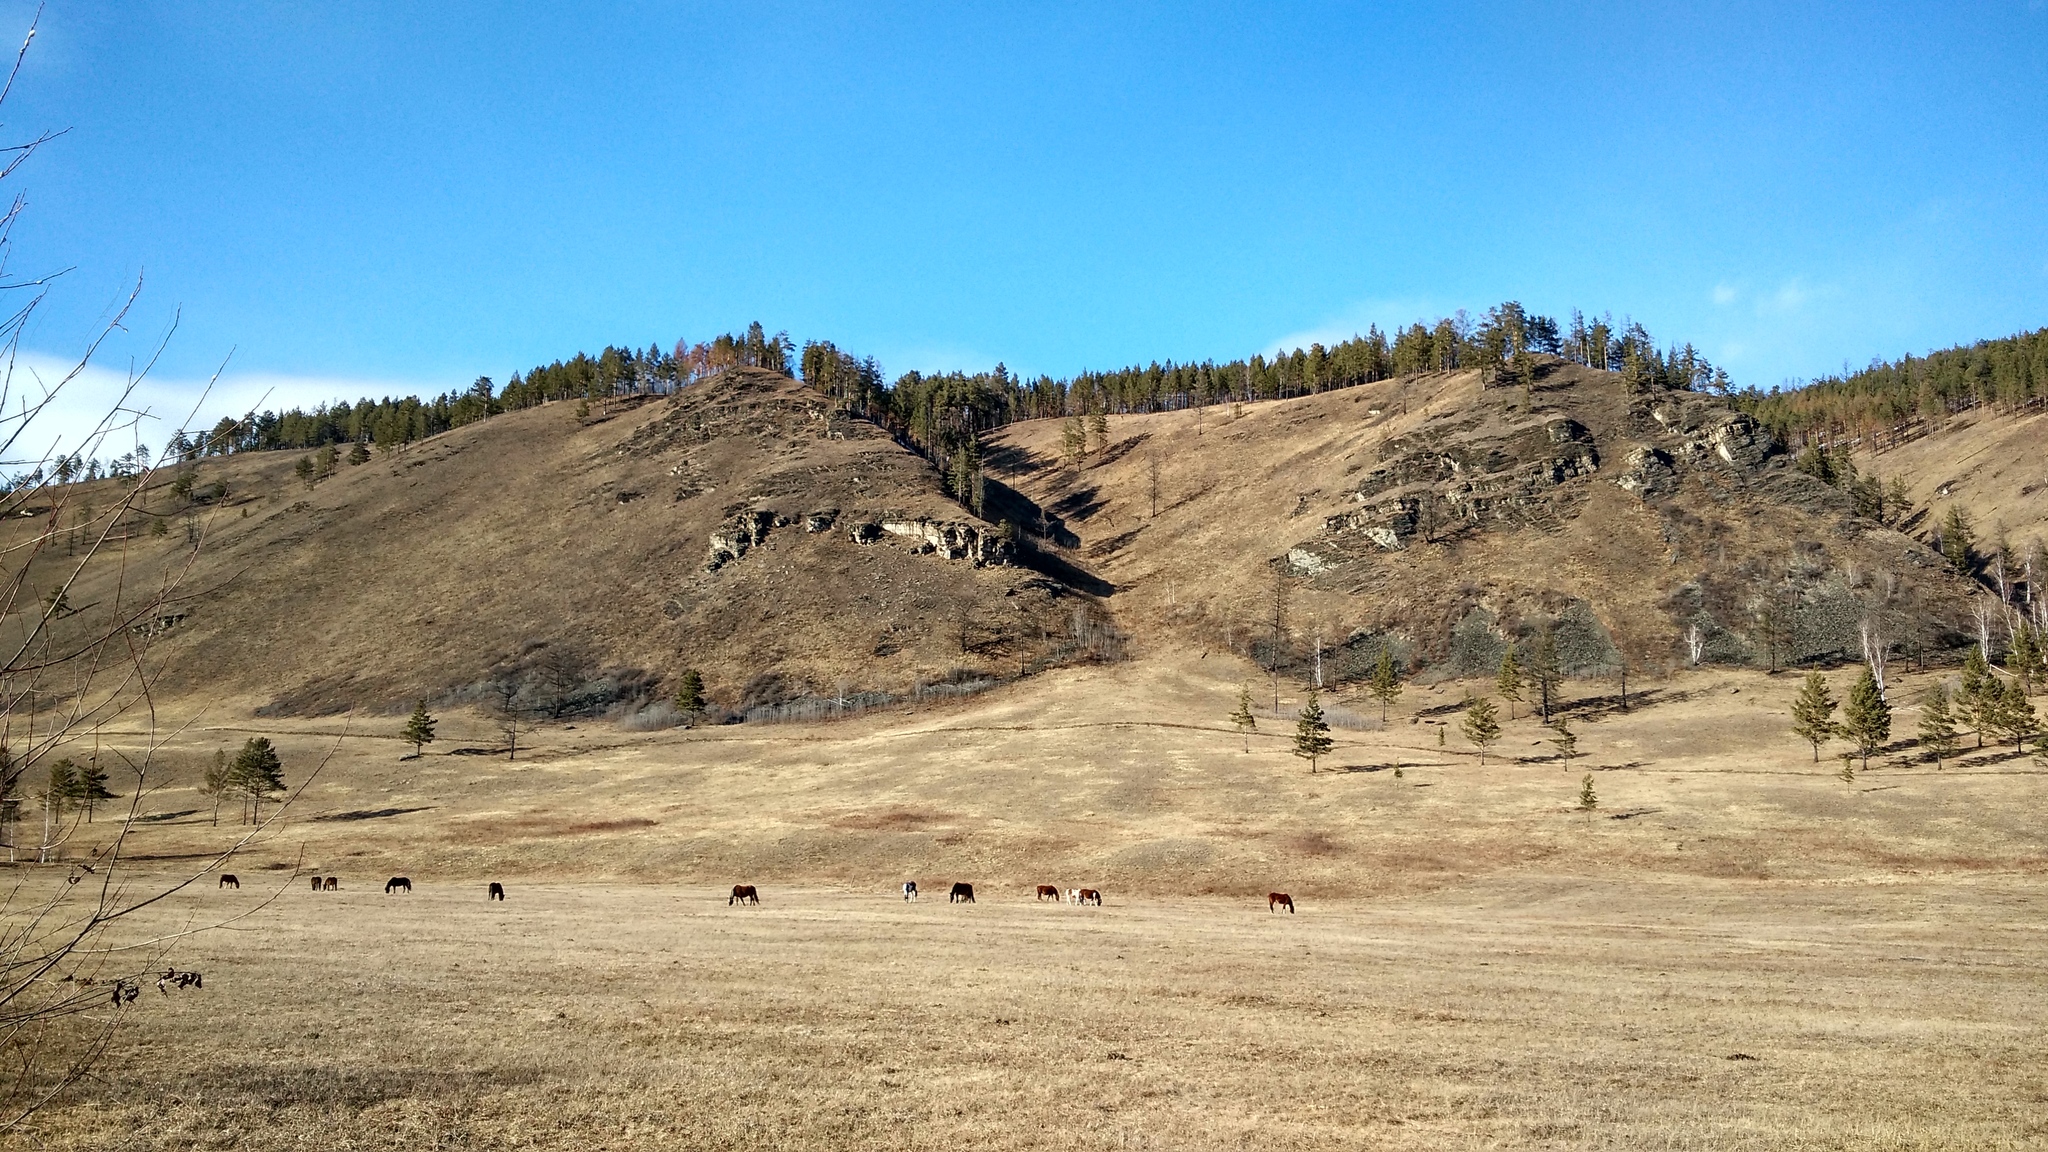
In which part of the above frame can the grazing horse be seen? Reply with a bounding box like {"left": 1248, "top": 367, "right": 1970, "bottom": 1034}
{"left": 310, "top": 876, "right": 323, "bottom": 892}
{"left": 1268, "top": 892, "right": 1294, "bottom": 913}
{"left": 1035, "top": 885, "right": 1060, "bottom": 902}
{"left": 902, "top": 881, "right": 918, "bottom": 901}
{"left": 323, "top": 876, "right": 339, "bottom": 891}
{"left": 218, "top": 874, "right": 239, "bottom": 890}
{"left": 729, "top": 884, "right": 759, "bottom": 906}
{"left": 1068, "top": 888, "right": 1081, "bottom": 904}
{"left": 949, "top": 882, "right": 975, "bottom": 903}
{"left": 385, "top": 876, "right": 412, "bottom": 894}
{"left": 488, "top": 882, "right": 505, "bottom": 901}
{"left": 1077, "top": 888, "right": 1103, "bottom": 906}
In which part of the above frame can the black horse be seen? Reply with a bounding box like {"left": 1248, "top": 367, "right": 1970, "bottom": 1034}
{"left": 385, "top": 876, "right": 412, "bottom": 894}
{"left": 488, "top": 882, "right": 505, "bottom": 901}
{"left": 218, "top": 874, "right": 239, "bottom": 889}
{"left": 949, "top": 882, "right": 975, "bottom": 903}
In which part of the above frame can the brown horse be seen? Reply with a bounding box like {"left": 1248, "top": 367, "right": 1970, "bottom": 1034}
{"left": 1268, "top": 892, "right": 1294, "bottom": 913}
{"left": 218, "top": 874, "right": 239, "bottom": 890}
{"left": 949, "top": 882, "right": 975, "bottom": 903}
{"left": 309, "top": 876, "right": 323, "bottom": 892}
{"left": 1035, "top": 885, "right": 1060, "bottom": 901}
{"left": 323, "top": 876, "right": 339, "bottom": 891}
{"left": 488, "top": 882, "right": 505, "bottom": 901}
{"left": 729, "top": 884, "right": 759, "bottom": 906}
{"left": 1077, "top": 888, "right": 1103, "bottom": 906}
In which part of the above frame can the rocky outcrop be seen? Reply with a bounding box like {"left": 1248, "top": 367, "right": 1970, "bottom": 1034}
{"left": 804, "top": 510, "right": 838, "bottom": 533}
{"left": 706, "top": 510, "right": 777, "bottom": 570}
{"left": 1616, "top": 446, "right": 1678, "bottom": 498}
{"left": 879, "top": 518, "right": 1015, "bottom": 567}
{"left": 1707, "top": 413, "right": 1775, "bottom": 469}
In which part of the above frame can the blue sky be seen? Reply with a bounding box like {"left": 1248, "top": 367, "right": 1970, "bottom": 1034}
{"left": 5, "top": 1, "right": 2046, "bottom": 457}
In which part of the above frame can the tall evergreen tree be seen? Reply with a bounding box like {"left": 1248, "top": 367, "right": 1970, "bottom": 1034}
{"left": 229, "top": 737, "right": 286, "bottom": 824}
{"left": 1550, "top": 718, "right": 1578, "bottom": 771}
{"left": 1995, "top": 679, "right": 2039, "bottom": 753}
{"left": 1461, "top": 697, "right": 1502, "bottom": 765}
{"left": 1292, "top": 689, "right": 1333, "bottom": 773}
{"left": 1918, "top": 683, "right": 1959, "bottom": 767}
{"left": 1229, "top": 683, "right": 1257, "bottom": 753}
{"left": 1941, "top": 506, "right": 1974, "bottom": 575}
{"left": 1842, "top": 667, "right": 1892, "bottom": 770}
{"left": 74, "top": 760, "right": 114, "bottom": 822}
{"left": 1496, "top": 645, "right": 1523, "bottom": 720}
{"left": 1529, "top": 628, "right": 1563, "bottom": 722}
{"left": 1960, "top": 647, "right": 1993, "bottom": 748}
{"left": 674, "top": 669, "right": 706, "bottom": 722}
{"left": 402, "top": 701, "right": 437, "bottom": 757}
{"left": 1790, "top": 671, "right": 1839, "bottom": 762}
{"left": 1367, "top": 648, "right": 1403, "bottom": 723}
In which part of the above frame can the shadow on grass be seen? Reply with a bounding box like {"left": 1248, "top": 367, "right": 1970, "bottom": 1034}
{"left": 312, "top": 806, "right": 436, "bottom": 823}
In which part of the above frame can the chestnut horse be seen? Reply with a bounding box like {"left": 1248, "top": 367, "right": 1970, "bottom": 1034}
{"left": 1268, "top": 892, "right": 1294, "bottom": 913}
{"left": 729, "top": 884, "right": 759, "bottom": 906}
{"left": 1035, "top": 885, "right": 1060, "bottom": 901}
{"left": 323, "top": 876, "right": 339, "bottom": 891}
{"left": 1077, "top": 889, "right": 1103, "bottom": 906}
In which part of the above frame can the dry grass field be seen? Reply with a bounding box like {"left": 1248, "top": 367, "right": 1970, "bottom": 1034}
{"left": 10, "top": 654, "right": 2048, "bottom": 1148}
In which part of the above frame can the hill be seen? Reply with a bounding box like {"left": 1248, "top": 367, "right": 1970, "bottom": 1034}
{"left": 10, "top": 368, "right": 1090, "bottom": 719}
{"left": 985, "top": 357, "right": 1985, "bottom": 685}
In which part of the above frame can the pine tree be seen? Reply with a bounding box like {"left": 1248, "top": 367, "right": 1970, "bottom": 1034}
{"left": 294, "top": 455, "right": 315, "bottom": 489}
{"left": 1996, "top": 679, "right": 2038, "bottom": 753}
{"left": 348, "top": 441, "right": 371, "bottom": 466}
{"left": 1461, "top": 697, "right": 1502, "bottom": 765}
{"left": 1529, "top": 628, "right": 1563, "bottom": 722}
{"left": 1941, "top": 506, "right": 1973, "bottom": 575}
{"left": 1550, "top": 719, "right": 1578, "bottom": 770}
{"left": 74, "top": 760, "right": 114, "bottom": 822}
{"left": 1497, "top": 645, "right": 1523, "bottom": 720}
{"left": 1229, "top": 683, "right": 1257, "bottom": 753}
{"left": 202, "top": 749, "right": 230, "bottom": 826}
{"left": 1292, "top": 688, "right": 1333, "bottom": 773}
{"left": 2007, "top": 625, "right": 2039, "bottom": 695}
{"left": 402, "top": 700, "right": 437, "bottom": 757}
{"left": 1960, "top": 647, "right": 1992, "bottom": 748}
{"left": 1367, "top": 648, "right": 1403, "bottom": 723}
{"left": 229, "top": 737, "right": 286, "bottom": 824}
{"left": 1088, "top": 409, "right": 1109, "bottom": 453}
{"left": 1577, "top": 773, "right": 1597, "bottom": 811}
{"left": 1884, "top": 476, "right": 1910, "bottom": 525}
{"left": 1790, "top": 671, "right": 1839, "bottom": 762}
{"left": 1918, "top": 683, "right": 1959, "bottom": 767}
{"left": 674, "top": 669, "right": 706, "bottom": 722}
{"left": 1842, "top": 667, "right": 1891, "bottom": 770}
{"left": 43, "top": 759, "right": 78, "bottom": 822}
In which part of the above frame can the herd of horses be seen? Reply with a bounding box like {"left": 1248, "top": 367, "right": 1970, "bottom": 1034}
{"left": 218, "top": 872, "right": 1298, "bottom": 913}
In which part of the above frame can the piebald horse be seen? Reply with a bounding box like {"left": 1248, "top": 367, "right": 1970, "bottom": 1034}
{"left": 902, "top": 881, "right": 918, "bottom": 901}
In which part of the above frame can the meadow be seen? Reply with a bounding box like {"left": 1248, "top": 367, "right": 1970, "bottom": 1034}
{"left": 8, "top": 657, "right": 2047, "bottom": 1148}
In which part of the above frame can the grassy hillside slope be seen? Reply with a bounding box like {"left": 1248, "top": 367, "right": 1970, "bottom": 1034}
{"left": 9, "top": 369, "right": 1085, "bottom": 717}
{"left": 987, "top": 359, "right": 1984, "bottom": 680}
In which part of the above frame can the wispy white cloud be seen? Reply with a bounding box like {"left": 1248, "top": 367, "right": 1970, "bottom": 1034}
{"left": 1, "top": 350, "right": 458, "bottom": 470}
{"left": 1711, "top": 283, "right": 1739, "bottom": 306}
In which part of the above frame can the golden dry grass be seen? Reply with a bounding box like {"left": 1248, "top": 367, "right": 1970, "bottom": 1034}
{"left": 17, "top": 875, "right": 2045, "bottom": 1150}
{"left": 9, "top": 654, "right": 2046, "bottom": 1148}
